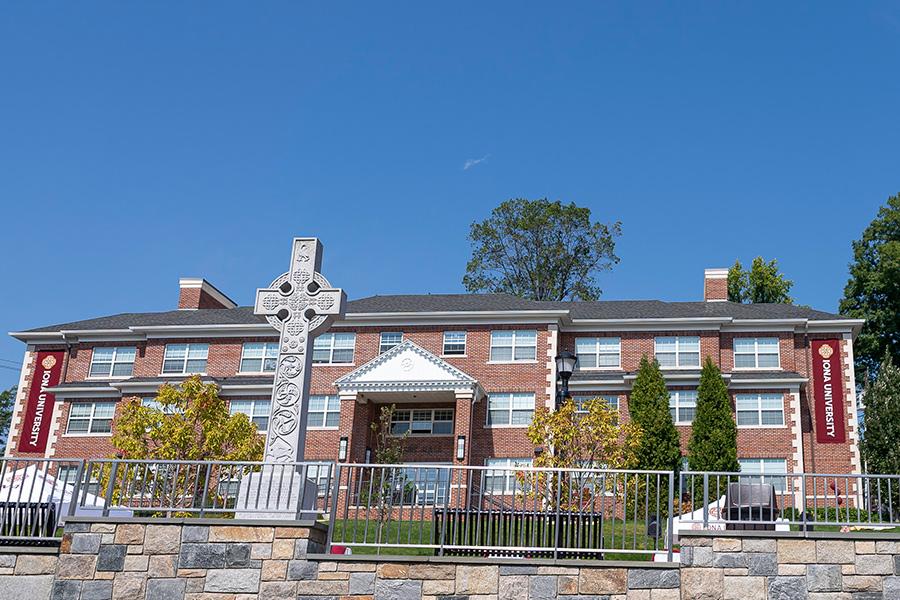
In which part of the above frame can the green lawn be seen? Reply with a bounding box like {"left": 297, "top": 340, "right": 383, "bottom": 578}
{"left": 328, "top": 518, "right": 668, "bottom": 561}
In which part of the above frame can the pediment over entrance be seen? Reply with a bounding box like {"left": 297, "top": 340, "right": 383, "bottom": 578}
{"left": 334, "top": 340, "right": 482, "bottom": 398}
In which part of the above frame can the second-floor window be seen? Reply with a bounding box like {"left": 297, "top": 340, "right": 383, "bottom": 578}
{"left": 573, "top": 394, "right": 619, "bottom": 413}
{"left": 487, "top": 393, "right": 535, "bottom": 426}
{"left": 575, "top": 337, "right": 621, "bottom": 369}
{"left": 668, "top": 390, "right": 697, "bottom": 424}
{"left": 229, "top": 399, "right": 270, "bottom": 431}
{"left": 391, "top": 409, "right": 454, "bottom": 435}
{"left": 240, "top": 342, "right": 279, "bottom": 373}
{"left": 379, "top": 332, "right": 403, "bottom": 354}
{"left": 307, "top": 395, "right": 340, "bottom": 429}
{"left": 733, "top": 337, "right": 780, "bottom": 369}
{"left": 162, "top": 343, "right": 208, "bottom": 374}
{"left": 89, "top": 347, "right": 136, "bottom": 378}
{"left": 736, "top": 393, "right": 784, "bottom": 426}
{"left": 490, "top": 330, "right": 537, "bottom": 362}
{"left": 66, "top": 401, "right": 115, "bottom": 434}
{"left": 443, "top": 331, "right": 467, "bottom": 355}
{"left": 655, "top": 336, "right": 700, "bottom": 368}
{"left": 313, "top": 333, "right": 355, "bottom": 364}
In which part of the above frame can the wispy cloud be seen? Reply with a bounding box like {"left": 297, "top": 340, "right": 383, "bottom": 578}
{"left": 463, "top": 154, "right": 490, "bottom": 171}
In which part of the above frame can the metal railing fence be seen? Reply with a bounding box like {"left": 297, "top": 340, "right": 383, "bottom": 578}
{"left": 0, "top": 457, "right": 84, "bottom": 543}
{"left": 677, "top": 471, "right": 900, "bottom": 530}
{"left": 326, "top": 463, "right": 675, "bottom": 560}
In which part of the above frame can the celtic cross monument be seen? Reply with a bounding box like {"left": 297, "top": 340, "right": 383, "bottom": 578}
{"left": 237, "top": 238, "right": 346, "bottom": 517}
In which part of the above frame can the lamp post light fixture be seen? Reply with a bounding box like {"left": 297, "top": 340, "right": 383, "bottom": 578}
{"left": 338, "top": 437, "right": 348, "bottom": 462}
{"left": 364, "top": 447, "right": 372, "bottom": 464}
{"left": 456, "top": 435, "right": 466, "bottom": 461}
{"left": 554, "top": 350, "right": 578, "bottom": 409}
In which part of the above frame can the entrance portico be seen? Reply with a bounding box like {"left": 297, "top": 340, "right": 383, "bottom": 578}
{"left": 333, "top": 340, "right": 485, "bottom": 465}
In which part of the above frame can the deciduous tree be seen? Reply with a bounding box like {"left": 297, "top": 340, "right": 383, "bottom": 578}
{"left": 727, "top": 257, "right": 794, "bottom": 304}
{"left": 0, "top": 386, "right": 15, "bottom": 453}
{"left": 463, "top": 198, "right": 621, "bottom": 301}
{"left": 840, "top": 193, "right": 900, "bottom": 379}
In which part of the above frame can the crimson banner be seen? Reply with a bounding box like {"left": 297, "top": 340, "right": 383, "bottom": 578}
{"left": 16, "top": 351, "right": 64, "bottom": 454}
{"left": 811, "top": 339, "right": 846, "bottom": 444}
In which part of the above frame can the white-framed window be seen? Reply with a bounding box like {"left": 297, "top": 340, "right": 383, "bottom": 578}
{"left": 57, "top": 466, "right": 101, "bottom": 496}
{"left": 141, "top": 397, "right": 178, "bottom": 415}
{"left": 162, "top": 343, "right": 208, "bottom": 374}
{"left": 487, "top": 393, "right": 535, "bottom": 427}
{"left": 490, "top": 330, "right": 537, "bottom": 362}
{"left": 239, "top": 342, "right": 279, "bottom": 373}
{"left": 391, "top": 409, "right": 454, "bottom": 435}
{"left": 66, "top": 401, "right": 116, "bottom": 435}
{"left": 736, "top": 393, "right": 784, "bottom": 427}
{"left": 738, "top": 458, "right": 787, "bottom": 492}
{"left": 229, "top": 399, "right": 270, "bottom": 431}
{"left": 483, "top": 458, "right": 533, "bottom": 494}
{"left": 379, "top": 332, "right": 403, "bottom": 354}
{"left": 655, "top": 336, "right": 700, "bottom": 368}
{"left": 442, "top": 331, "right": 467, "bottom": 356}
{"left": 668, "top": 390, "right": 697, "bottom": 424}
{"left": 89, "top": 346, "right": 136, "bottom": 378}
{"left": 305, "top": 464, "right": 334, "bottom": 498}
{"left": 394, "top": 464, "right": 452, "bottom": 505}
{"left": 733, "top": 337, "right": 780, "bottom": 369}
{"left": 572, "top": 394, "right": 619, "bottom": 413}
{"left": 575, "top": 337, "right": 621, "bottom": 369}
{"left": 312, "top": 333, "right": 355, "bottom": 364}
{"left": 307, "top": 395, "right": 340, "bottom": 429}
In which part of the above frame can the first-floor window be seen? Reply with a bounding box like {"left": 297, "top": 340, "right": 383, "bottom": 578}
{"left": 487, "top": 393, "right": 535, "bottom": 427}
{"left": 669, "top": 390, "right": 697, "bottom": 424}
{"left": 305, "top": 464, "right": 334, "bottom": 498}
{"left": 483, "top": 458, "right": 532, "bottom": 494}
{"left": 573, "top": 394, "right": 619, "bottom": 413}
{"left": 397, "top": 464, "right": 451, "bottom": 505}
{"left": 307, "top": 395, "right": 340, "bottom": 429}
{"left": 391, "top": 409, "right": 454, "bottom": 435}
{"left": 735, "top": 393, "right": 784, "bottom": 427}
{"left": 57, "top": 466, "right": 101, "bottom": 496}
{"left": 66, "top": 401, "right": 116, "bottom": 434}
{"left": 229, "top": 399, "right": 270, "bottom": 431}
{"left": 738, "top": 458, "right": 787, "bottom": 492}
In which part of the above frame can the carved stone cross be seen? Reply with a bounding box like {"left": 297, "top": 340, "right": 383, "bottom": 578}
{"left": 254, "top": 238, "right": 346, "bottom": 463}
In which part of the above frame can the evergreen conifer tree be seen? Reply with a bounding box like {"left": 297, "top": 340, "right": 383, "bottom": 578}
{"left": 628, "top": 356, "right": 682, "bottom": 474}
{"left": 688, "top": 358, "right": 739, "bottom": 473}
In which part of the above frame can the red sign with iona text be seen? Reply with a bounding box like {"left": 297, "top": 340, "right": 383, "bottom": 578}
{"left": 811, "top": 339, "right": 847, "bottom": 444}
{"left": 16, "top": 350, "right": 64, "bottom": 454}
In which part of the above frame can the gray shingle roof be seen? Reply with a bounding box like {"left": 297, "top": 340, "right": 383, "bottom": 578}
{"left": 19, "top": 293, "right": 849, "bottom": 334}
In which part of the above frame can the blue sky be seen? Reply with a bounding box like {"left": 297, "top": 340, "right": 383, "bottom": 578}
{"left": 1, "top": 2, "right": 898, "bottom": 387}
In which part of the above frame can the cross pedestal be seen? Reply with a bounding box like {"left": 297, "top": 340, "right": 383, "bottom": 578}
{"left": 236, "top": 238, "right": 346, "bottom": 519}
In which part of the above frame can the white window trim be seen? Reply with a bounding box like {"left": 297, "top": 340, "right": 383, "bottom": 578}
{"left": 738, "top": 458, "right": 788, "bottom": 492}
{"left": 572, "top": 395, "right": 620, "bottom": 414}
{"left": 441, "top": 331, "right": 468, "bottom": 357}
{"left": 161, "top": 343, "right": 209, "bottom": 376}
{"left": 668, "top": 390, "right": 697, "bottom": 425}
{"left": 732, "top": 337, "right": 782, "bottom": 371}
{"left": 735, "top": 393, "right": 786, "bottom": 429}
{"left": 379, "top": 332, "right": 403, "bottom": 354}
{"left": 64, "top": 401, "right": 116, "bottom": 436}
{"left": 485, "top": 393, "right": 535, "bottom": 428}
{"left": 574, "top": 337, "right": 622, "bottom": 370}
{"left": 488, "top": 330, "right": 539, "bottom": 364}
{"left": 87, "top": 346, "right": 136, "bottom": 380}
{"left": 229, "top": 399, "right": 271, "bottom": 434}
{"left": 483, "top": 458, "right": 533, "bottom": 494}
{"left": 238, "top": 342, "right": 280, "bottom": 374}
{"left": 312, "top": 333, "right": 356, "bottom": 366}
{"left": 655, "top": 336, "right": 701, "bottom": 370}
{"left": 307, "top": 395, "right": 341, "bottom": 430}
{"left": 390, "top": 408, "right": 455, "bottom": 436}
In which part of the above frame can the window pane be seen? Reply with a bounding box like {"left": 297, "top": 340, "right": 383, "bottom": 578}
{"left": 89, "top": 362, "right": 112, "bottom": 377}
{"left": 577, "top": 353, "right": 597, "bottom": 368}
{"left": 656, "top": 337, "right": 676, "bottom": 352}
{"left": 514, "top": 346, "right": 536, "bottom": 360}
{"left": 309, "top": 396, "right": 326, "bottom": 411}
{"left": 678, "top": 407, "right": 696, "bottom": 422}
{"left": 324, "top": 412, "right": 340, "bottom": 428}
{"left": 488, "top": 410, "right": 509, "bottom": 426}
{"left": 757, "top": 338, "right": 779, "bottom": 352}
{"left": 162, "top": 360, "right": 184, "bottom": 374}
{"left": 734, "top": 354, "right": 757, "bottom": 369}
{"left": 511, "top": 394, "right": 534, "bottom": 409}
{"left": 307, "top": 412, "right": 325, "bottom": 428}
{"left": 67, "top": 419, "right": 89, "bottom": 433}
{"left": 111, "top": 362, "right": 133, "bottom": 377}
{"left": 733, "top": 338, "right": 756, "bottom": 352}
{"left": 515, "top": 330, "right": 537, "bottom": 344}
{"left": 91, "top": 419, "right": 113, "bottom": 434}
{"left": 70, "top": 404, "right": 92, "bottom": 418}
{"left": 760, "top": 395, "right": 783, "bottom": 410}
{"left": 491, "top": 331, "right": 513, "bottom": 344}
{"left": 187, "top": 345, "right": 208, "bottom": 359}
{"left": 656, "top": 352, "right": 676, "bottom": 367}
{"left": 761, "top": 411, "right": 784, "bottom": 425}
{"left": 92, "top": 347, "right": 115, "bottom": 361}
{"left": 262, "top": 358, "right": 277, "bottom": 372}
{"left": 332, "top": 349, "right": 353, "bottom": 363}
{"left": 575, "top": 338, "right": 596, "bottom": 354}
{"left": 230, "top": 400, "right": 252, "bottom": 415}
{"left": 679, "top": 337, "right": 700, "bottom": 351}
{"left": 186, "top": 359, "right": 207, "bottom": 372}
{"left": 680, "top": 352, "right": 700, "bottom": 367}
{"left": 758, "top": 354, "right": 780, "bottom": 368}
{"left": 243, "top": 343, "right": 264, "bottom": 358}
{"left": 253, "top": 416, "right": 269, "bottom": 431}
{"left": 94, "top": 403, "right": 115, "bottom": 418}
{"left": 489, "top": 395, "right": 510, "bottom": 410}
{"left": 165, "top": 344, "right": 187, "bottom": 359}
{"left": 333, "top": 333, "right": 355, "bottom": 348}
{"left": 432, "top": 421, "right": 453, "bottom": 434}
{"left": 737, "top": 411, "right": 759, "bottom": 426}
{"left": 490, "top": 347, "right": 513, "bottom": 362}
{"left": 241, "top": 358, "right": 262, "bottom": 372}
{"left": 511, "top": 410, "right": 533, "bottom": 425}
{"left": 735, "top": 395, "right": 757, "bottom": 410}
{"left": 312, "top": 349, "right": 330, "bottom": 363}
{"left": 313, "top": 335, "right": 331, "bottom": 349}
{"left": 597, "top": 353, "right": 619, "bottom": 367}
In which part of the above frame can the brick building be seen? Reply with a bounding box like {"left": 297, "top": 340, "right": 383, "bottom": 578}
{"left": 6, "top": 268, "right": 864, "bottom": 485}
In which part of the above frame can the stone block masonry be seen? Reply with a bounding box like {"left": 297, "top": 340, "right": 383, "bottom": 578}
{"left": 0, "top": 519, "right": 898, "bottom": 599}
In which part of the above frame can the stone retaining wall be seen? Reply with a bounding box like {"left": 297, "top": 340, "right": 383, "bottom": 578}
{"left": 0, "top": 519, "right": 898, "bottom": 599}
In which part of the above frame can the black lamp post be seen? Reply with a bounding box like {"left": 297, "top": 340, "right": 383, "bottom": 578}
{"left": 554, "top": 350, "right": 578, "bottom": 409}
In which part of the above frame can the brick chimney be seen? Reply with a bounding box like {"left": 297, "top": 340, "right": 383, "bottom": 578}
{"left": 178, "top": 278, "right": 237, "bottom": 310}
{"left": 703, "top": 268, "right": 729, "bottom": 302}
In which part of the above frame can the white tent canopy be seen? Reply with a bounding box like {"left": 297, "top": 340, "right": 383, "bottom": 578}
{"left": 0, "top": 464, "right": 132, "bottom": 518}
